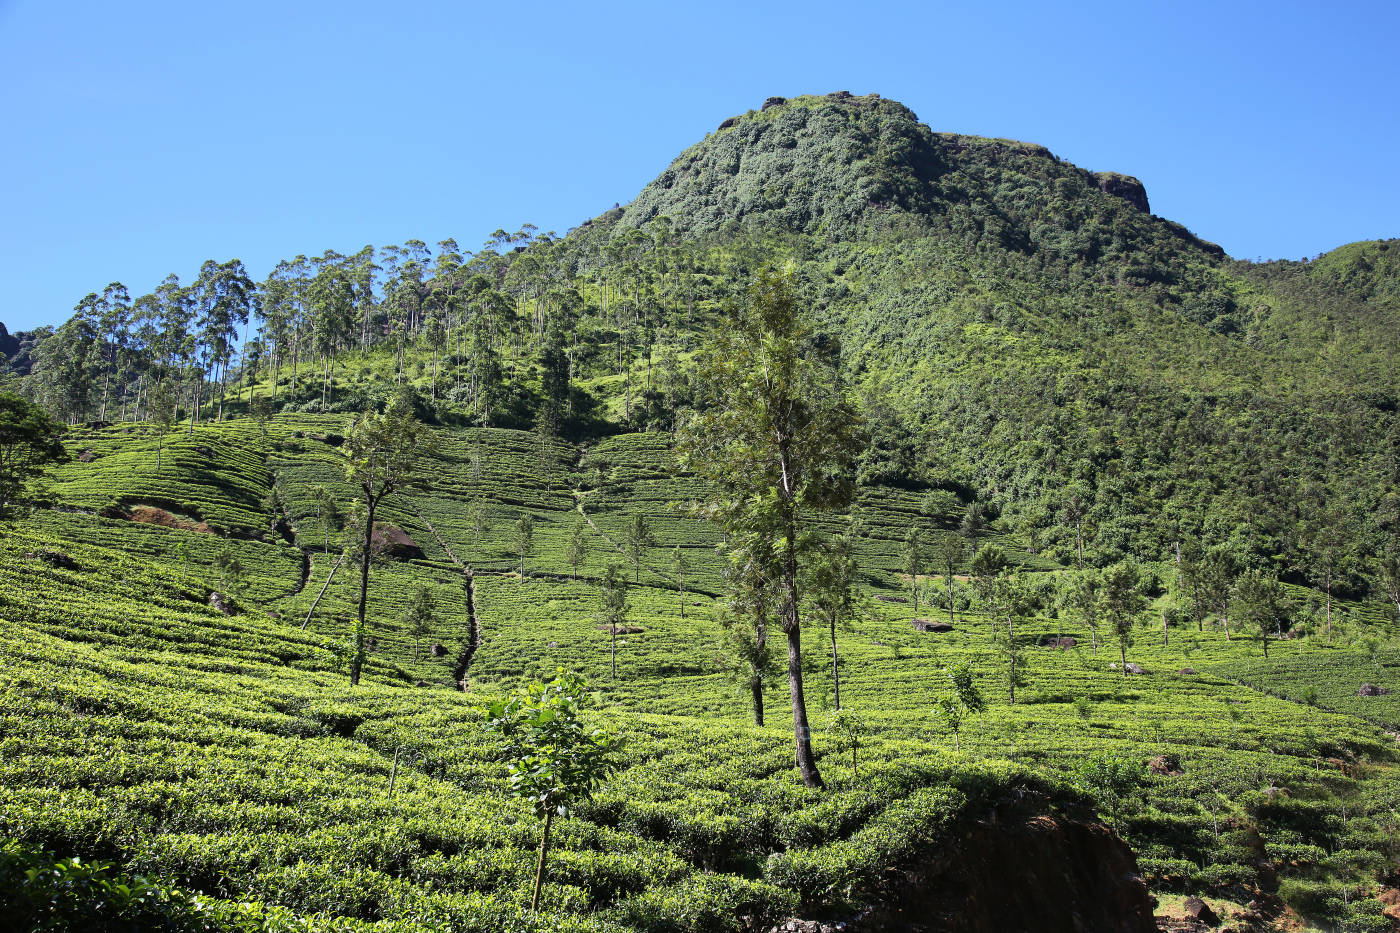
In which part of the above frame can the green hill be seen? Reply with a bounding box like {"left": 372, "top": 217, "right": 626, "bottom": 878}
{"left": 4, "top": 93, "right": 1400, "bottom": 931}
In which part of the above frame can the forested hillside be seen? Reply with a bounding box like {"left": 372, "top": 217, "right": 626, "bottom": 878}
{"left": 4, "top": 92, "right": 1400, "bottom": 932}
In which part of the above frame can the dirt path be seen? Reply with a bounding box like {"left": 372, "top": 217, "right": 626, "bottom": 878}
{"left": 413, "top": 506, "right": 481, "bottom": 690}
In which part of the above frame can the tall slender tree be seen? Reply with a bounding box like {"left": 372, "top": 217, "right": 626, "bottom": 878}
{"left": 342, "top": 398, "right": 433, "bottom": 686}
{"left": 678, "top": 265, "right": 862, "bottom": 789}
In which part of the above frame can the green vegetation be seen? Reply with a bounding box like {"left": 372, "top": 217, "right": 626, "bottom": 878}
{"left": 4, "top": 92, "right": 1400, "bottom": 931}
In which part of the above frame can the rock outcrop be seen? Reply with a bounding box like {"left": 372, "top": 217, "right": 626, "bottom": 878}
{"left": 1094, "top": 172, "right": 1150, "bottom": 213}
{"left": 771, "top": 794, "right": 1157, "bottom": 933}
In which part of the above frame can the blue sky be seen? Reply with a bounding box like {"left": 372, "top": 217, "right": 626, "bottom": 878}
{"left": 1, "top": 0, "right": 1396, "bottom": 331}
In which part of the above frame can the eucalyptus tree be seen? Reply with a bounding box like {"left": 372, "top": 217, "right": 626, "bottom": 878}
{"left": 678, "top": 265, "right": 863, "bottom": 789}
{"left": 341, "top": 397, "right": 434, "bottom": 687}
{"left": 985, "top": 574, "right": 1040, "bottom": 704}
{"left": 403, "top": 582, "right": 437, "bottom": 661}
{"left": 1232, "top": 569, "right": 1289, "bottom": 658}
{"left": 566, "top": 516, "right": 591, "bottom": 581}
{"left": 671, "top": 545, "right": 688, "bottom": 620}
{"left": 309, "top": 253, "right": 356, "bottom": 407}
{"left": 902, "top": 527, "right": 924, "bottom": 612}
{"left": 93, "top": 282, "right": 131, "bottom": 422}
{"left": 514, "top": 513, "right": 535, "bottom": 580}
{"left": 193, "top": 259, "right": 256, "bottom": 422}
{"left": 715, "top": 548, "right": 779, "bottom": 727}
{"left": 1103, "top": 560, "right": 1149, "bottom": 676}
{"left": 804, "top": 528, "right": 860, "bottom": 710}
{"left": 1061, "top": 566, "right": 1104, "bottom": 652}
{"left": 623, "top": 513, "right": 653, "bottom": 584}
{"left": 259, "top": 264, "right": 297, "bottom": 401}
{"left": 933, "top": 532, "right": 968, "bottom": 627}
{"left": 598, "top": 562, "right": 629, "bottom": 679}
{"left": 348, "top": 245, "right": 379, "bottom": 353}
{"left": 32, "top": 314, "right": 96, "bottom": 423}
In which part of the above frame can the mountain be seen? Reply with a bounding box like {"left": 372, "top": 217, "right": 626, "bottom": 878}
{"left": 574, "top": 93, "right": 1400, "bottom": 577}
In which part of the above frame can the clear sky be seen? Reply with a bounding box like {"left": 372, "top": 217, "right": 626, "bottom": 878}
{"left": 1, "top": 0, "right": 1396, "bottom": 332}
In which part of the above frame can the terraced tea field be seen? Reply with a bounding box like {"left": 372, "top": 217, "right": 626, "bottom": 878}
{"left": 4, "top": 414, "right": 1400, "bottom": 932}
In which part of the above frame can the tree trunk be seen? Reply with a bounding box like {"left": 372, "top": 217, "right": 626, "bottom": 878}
{"left": 303, "top": 550, "right": 347, "bottom": 630}
{"left": 751, "top": 677, "right": 765, "bottom": 727}
{"left": 786, "top": 627, "right": 822, "bottom": 787}
{"left": 352, "top": 494, "right": 377, "bottom": 687}
{"left": 1007, "top": 618, "right": 1016, "bottom": 704}
{"left": 1325, "top": 572, "right": 1333, "bottom": 642}
{"left": 531, "top": 807, "right": 554, "bottom": 912}
{"left": 611, "top": 624, "right": 617, "bottom": 679}
{"left": 1119, "top": 639, "right": 1127, "bottom": 677}
{"left": 947, "top": 571, "right": 955, "bottom": 626}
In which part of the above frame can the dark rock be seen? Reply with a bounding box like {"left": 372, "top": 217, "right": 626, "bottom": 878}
{"left": 1125, "top": 662, "right": 1146, "bottom": 675}
{"left": 371, "top": 524, "right": 425, "bottom": 560}
{"left": 1040, "top": 635, "right": 1077, "bottom": 649}
{"left": 912, "top": 618, "right": 953, "bottom": 632}
{"left": 84, "top": 420, "right": 111, "bottom": 430}
{"left": 1148, "top": 754, "right": 1184, "bottom": 776}
{"left": 717, "top": 116, "right": 739, "bottom": 131}
{"left": 848, "top": 794, "right": 1157, "bottom": 933}
{"left": 599, "top": 624, "right": 645, "bottom": 635}
{"left": 430, "top": 643, "right": 448, "bottom": 658}
{"left": 827, "top": 90, "right": 853, "bottom": 100}
{"left": 762, "top": 96, "right": 787, "bottom": 110}
{"left": 25, "top": 549, "right": 81, "bottom": 571}
{"left": 1177, "top": 667, "right": 1198, "bottom": 675}
{"left": 1182, "top": 896, "right": 1218, "bottom": 926}
{"left": 414, "top": 680, "right": 430, "bottom": 688}
{"left": 209, "top": 591, "right": 235, "bottom": 615}
{"left": 266, "top": 610, "right": 282, "bottom": 620}
{"left": 76, "top": 448, "right": 97, "bottom": 463}
{"left": 1094, "top": 171, "right": 1150, "bottom": 212}
{"left": 1359, "top": 683, "right": 1392, "bottom": 696}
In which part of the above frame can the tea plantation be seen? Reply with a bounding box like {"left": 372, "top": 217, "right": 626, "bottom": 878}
{"left": 3, "top": 414, "right": 1400, "bottom": 932}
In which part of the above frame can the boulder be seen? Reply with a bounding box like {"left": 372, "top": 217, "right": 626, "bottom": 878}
{"left": 430, "top": 643, "right": 448, "bottom": 658}
{"left": 208, "top": 591, "right": 235, "bottom": 615}
{"left": 371, "top": 524, "right": 425, "bottom": 560}
{"left": 912, "top": 619, "right": 953, "bottom": 632}
{"left": 1177, "top": 667, "right": 1198, "bottom": 675}
{"left": 1125, "top": 662, "right": 1146, "bottom": 675}
{"left": 827, "top": 90, "right": 853, "bottom": 100}
{"left": 762, "top": 96, "right": 787, "bottom": 110}
{"left": 76, "top": 448, "right": 97, "bottom": 462}
{"left": 717, "top": 116, "right": 739, "bottom": 131}
{"left": 1040, "top": 635, "right": 1076, "bottom": 649}
{"left": 1148, "top": 754, "right": 1184, "bottom": 776}
{"left": 1359, "top": 683, "right": 1392, "bottom": 696}
{"left": 1182, "top": 896, "right": 1218, "bottom": 926}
